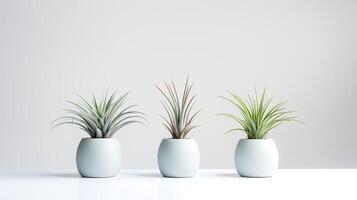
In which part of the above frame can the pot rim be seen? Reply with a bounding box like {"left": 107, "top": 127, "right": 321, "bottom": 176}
{"left": 240, "top": 138, "right": 273, "bottom": 141}
{"left": 163, "top": 138, "right": 194, "bottom": 140}
{"left": 82, "top": 137, "right": 118, "bottom": 140}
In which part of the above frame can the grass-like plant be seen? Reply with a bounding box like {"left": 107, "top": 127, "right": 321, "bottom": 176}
{"left": 156, "top": 77, "right": 201, "bottom": 139}
{"left": 219, "top": 89, "right": 297, "bottom": 139}
{"left": 52, "top": 90, "right": 145, "bottom": 138}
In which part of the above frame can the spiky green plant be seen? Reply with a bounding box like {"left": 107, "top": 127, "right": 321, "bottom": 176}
{"left": 52, "top": 90, "right": 145, "bottom": 138}
{"left": 219, "top": 89, "right": 297, "bottom": 139}
{"left": 156, "top": 77, "right": 201, "bottom": 139}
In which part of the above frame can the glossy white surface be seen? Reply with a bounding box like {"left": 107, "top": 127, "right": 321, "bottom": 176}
{"left": 76, "top": 138, "right": 121, "bottom": 178}
{"left": 158, "top": 138, "right": 200, "bottom": 177}
{"left": 0, "top": 169, "right": 356, "bottom": 200}
{"left": 235, "top": 139, "right": 279, "bottom": 177}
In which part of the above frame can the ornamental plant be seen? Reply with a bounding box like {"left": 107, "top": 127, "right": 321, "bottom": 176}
{"left": 52, "top": 90, "right": 145, "bottom": 138}
{"left": 219, "top": 89, "right": 297, "bottom": 139}
{"left": 156, "top": 77, "right": 201, "bottom": 139}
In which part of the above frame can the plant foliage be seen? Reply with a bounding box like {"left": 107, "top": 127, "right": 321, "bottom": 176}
{"left": 52, "top": 90, "right": 145, "bottom": 138}
{"left": 156, "top": 77, "right": 200, "bottom": 139}
{"left": 219, "top": 89, "right": 297, "bottom": 139}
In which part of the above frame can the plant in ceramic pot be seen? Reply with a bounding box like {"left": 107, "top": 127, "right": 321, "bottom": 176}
{"left": 156, "top": 77, "right": 201, "bottom": 178}
{"left": 219, "top": 89, "right": 297, "bottom": 177}
{"left": 52, "top": 90, "right": 144, "bottom": 178}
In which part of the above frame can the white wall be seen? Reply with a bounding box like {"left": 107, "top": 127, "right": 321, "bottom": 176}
{"left": 0, "top": 0, "right": 356, "bottom": 169}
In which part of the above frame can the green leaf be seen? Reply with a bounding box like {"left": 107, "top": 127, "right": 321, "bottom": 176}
{"left": 156, "top": 77, "right": 200, "bottom": 139}
{"left": 52, "top": 89, "right": 145, "bottom": 138}
{"left": 219, "top": 89, "right": 298, "bottom": 138}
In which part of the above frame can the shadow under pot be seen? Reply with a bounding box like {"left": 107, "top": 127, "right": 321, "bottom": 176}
{"left": 158, "top": 138, "right": 200, "bottom": 178}
{"left": 235, "top": 138, "right": 279, "bottom": 178}
{"left": 76, "top": 138, "right": 121, "bottom": 178}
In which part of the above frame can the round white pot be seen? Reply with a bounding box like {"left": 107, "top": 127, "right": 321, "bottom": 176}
{"left": 234, "top": 138, "right": 279, "bottom": 177}
{"left": 158, "top": 138, "right": 199, "bottom": 178}
{"left": 76, "top": 138, "right": 121, "bottom": 178}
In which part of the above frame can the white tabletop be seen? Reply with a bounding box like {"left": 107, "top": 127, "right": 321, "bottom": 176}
{"left": 0, "top": 169, "right": 356, "bottom": 200}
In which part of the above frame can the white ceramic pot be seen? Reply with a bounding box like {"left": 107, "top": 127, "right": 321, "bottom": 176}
{"left": 76, "top": 138, "right": 121, "bottom": 178}
{"left": 158, "top": 138, "right": 200, "bottom": 178}
{"left": 234, "top": 138, "right": 279, "bottom": 177}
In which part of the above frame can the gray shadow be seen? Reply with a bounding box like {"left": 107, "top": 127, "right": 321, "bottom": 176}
{"left": 213, "top": 172, "right": 242, "bottom": 178}
{"left": 42, "top": 172, "right": 80, "bottom": 178}
{"left": 0, "top": 172, "right": 80, "bottom": 179}
{"left": 133, "top": 172, "right": 162, "bottom": 178}
{"left": 214, "top": 173, "right": 274, "bottom": 179}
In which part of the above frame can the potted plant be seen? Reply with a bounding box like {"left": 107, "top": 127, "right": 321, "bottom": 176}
{"left": 219, "top": 89, "right": 297, "bottom": 177}
{"left": 156, "top": 77, "right": 201, "bottom": 178}
{"left": 52, "top": 90, "right": 144, "bottom": 178}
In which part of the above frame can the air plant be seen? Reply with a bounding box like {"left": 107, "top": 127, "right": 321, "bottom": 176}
{"left": 52, "top": 90, "right": 145, "bottom": 138}
{"left": 156, "top": 77, "right": 201, "bottom": 139}
{"left": 219, "top": 89, "right": 297, "bottom": 139}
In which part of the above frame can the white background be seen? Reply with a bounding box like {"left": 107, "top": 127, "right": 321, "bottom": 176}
{"left": 0, "top": 0, "right": 356, "bottom": 169}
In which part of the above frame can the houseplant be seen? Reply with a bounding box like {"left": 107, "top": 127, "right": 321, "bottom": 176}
{"left": 219, "top": 89, "right": 297, "bottom": 177}
{"left": 156, "top": 77, "right": 201, "bottom": 178}
{"left": 52, "top": 90, "right": 144, "bottom": 178}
